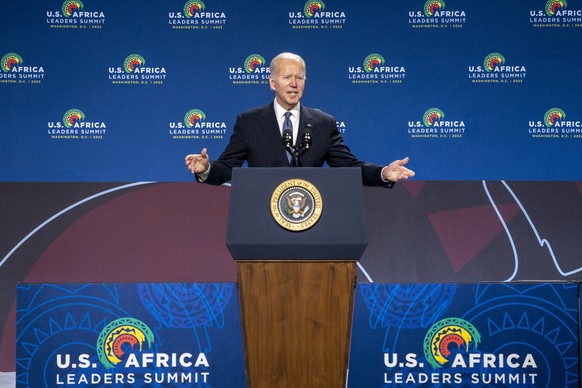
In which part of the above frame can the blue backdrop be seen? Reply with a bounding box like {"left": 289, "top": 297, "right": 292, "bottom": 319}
{"left": 2, "top": 0, "right": 582, "bottom": 182}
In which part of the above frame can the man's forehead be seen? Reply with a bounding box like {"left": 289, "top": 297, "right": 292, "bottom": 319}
{"left": 275, "top": 58, "right": 304, "bottom": 70}
{"left": 276, "top": 59, "right": 305, "bottom": 74}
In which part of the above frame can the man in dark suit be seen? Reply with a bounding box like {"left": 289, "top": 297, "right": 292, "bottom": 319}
{"left": 185, "top": 52, "right": 414, "bottom": 187}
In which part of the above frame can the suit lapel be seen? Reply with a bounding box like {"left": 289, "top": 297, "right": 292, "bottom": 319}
{"left": 256, "top": 103, "right": 314, "bottom": 164}
{"left": 260, "top": 103, "right": 289, "bottom": 161}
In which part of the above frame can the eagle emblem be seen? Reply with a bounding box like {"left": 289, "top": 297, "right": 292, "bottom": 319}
{"left": 285, "top": 192, "right": 310, "bottom": 218}
{"left": 270, "top": 179, "right": 323, "bottom": 231}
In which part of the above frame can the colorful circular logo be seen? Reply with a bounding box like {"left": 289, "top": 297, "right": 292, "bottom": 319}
{"left": 184, "top": 0, "right": 205, "bottom": 18}
{"left": 423, "top": 108, "right": 444, "bottom": 127}
{"left": 96, "top": 317, "right": 155, "bottom": 369}
{"left": 546, "top": 0, "right": 567, "bottom": 16}
{"left": 304, "top": 1, "right": 325, "bottom": 18}
{"left": 184, "top": 109, "right": 206, "bottom": 128}
{"left": 123, "top": 54, "right": 145, "bottom": 73}
{"left": 424, "top": 0, "right": 445, "bottom": 17}
{"left": 484, "top": 53, "right": 505, "bottom": 72}
{"left": 62, "top": 0, "right": 84, "bottom": 17}
{"left": 544, "top": 108, "right": 566, "bottom": 127}
{"left": 63, "top": 109, "right": 85, "bottom": 128}
{"left": 271, "top": 179, "right": 323, "bottom": 232}
{"left": 244, "top": 54, "right": 266, "bottom": 74}
{"left": 363, "top": 53, "right": 385, "bottom": 73}
{"left": 1, "top": 53, "right": 22, "bottom": 72}
{"left": 423, "top": 317, "right": 481, "bottom": 369}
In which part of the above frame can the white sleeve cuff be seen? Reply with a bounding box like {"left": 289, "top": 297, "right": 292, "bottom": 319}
{"left": 196, "top": 163, "right": 211, "bottom": 182}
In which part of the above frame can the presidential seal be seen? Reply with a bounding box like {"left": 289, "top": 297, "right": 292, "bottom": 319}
{"left": 270, "top": 179, "right": 323, "bottom": 231}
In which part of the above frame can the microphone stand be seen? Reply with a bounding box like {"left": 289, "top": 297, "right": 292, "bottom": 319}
{"left": 283, "top": 130, "right": 311, "bottom": 167}
{"left": 282, "top": 130, "right": 299, "bottom": 167}
{"left": 295, "top": 132, "right": 312, "bottom": 166}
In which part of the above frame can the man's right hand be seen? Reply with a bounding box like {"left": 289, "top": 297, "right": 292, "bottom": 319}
{"left": 185, "top": 148, "right": 210, "bottom": 174}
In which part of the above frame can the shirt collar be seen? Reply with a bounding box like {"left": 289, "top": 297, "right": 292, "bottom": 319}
{"left": 274, "top": 98, "right": 300, "bottom": 119}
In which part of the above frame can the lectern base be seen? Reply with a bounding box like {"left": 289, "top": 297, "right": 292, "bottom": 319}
{"left": 237, "top": 260, "right": 356, "bottom": 388}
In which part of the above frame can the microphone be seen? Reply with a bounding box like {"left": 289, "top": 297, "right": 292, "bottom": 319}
{"left": 282, "top": 129, "right": 298, "bottom": 166}
{"left": 296, "top": 127, "right": 312, "bottom": 164}
{"left": 300, "top": 131, "right": 312, "bottom": 151}
{"left": 282, "top": 129, "right": 293, "bottom": 150}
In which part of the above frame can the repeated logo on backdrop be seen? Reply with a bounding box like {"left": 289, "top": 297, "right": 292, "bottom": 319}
{"left": 335, "top": 119, "right": 348, "bottom": 134}
{"left": 529, "top": 0, "right": 582, "bottom": 28}
{"left": 422, "top": 318, "right": 481, "bottom": 369}
{"left": 65, "top": 316, "right": 212, "bottom": 385}
{"left": 467, "top": 53, "right": 527, "bottom": 83}
{"left": 347, "top": 53, "right": 406, "bottom": 84}
{"left": 46, "top": 0, "right": 106, "bottom": 29}
{"left": 169, "top": 109, "right": 228, "bottom": 140}
{"left": 408, "top": 0, "right": 467, "bottom": 28}
{"left": 0, "top": 53, "right": 45, "bottom": 84}
{"left": 2, "top": 0, "right": 581, "bottom": 183}
{"left": 407, "top": 108, "right": 466, "bottom": 139}
{"left": 288, "top": 1, "right": 347, "bottom": 29}
{"left": 228, "top": 54, "right": 270, "bottom": 85}
{"left": 168, "top": 0, "right": 227, "bottom": 30}
{"left": 47, "top": 109, "right": 108, "bottom": 140}
{"left": 108, "top": 54, "right": 167, "bottom": 85}
{"left": 382, "top": 316, "right": 539, "bottom": 385}
{"left": 96, "top": 317, "right": 155, "bottom": 369}
{"left": 528, "top": 107, "right": 582, "bottom": 138}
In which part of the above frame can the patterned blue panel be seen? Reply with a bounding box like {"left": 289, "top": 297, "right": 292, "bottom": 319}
{"left": 16, "top": 283, "right": 245, "bottom": 387}
{"left": 349, "top": 283, "right": 579, "bottom": 387}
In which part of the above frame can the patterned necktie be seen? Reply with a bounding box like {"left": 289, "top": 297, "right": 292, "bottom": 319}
{"left": 283, "top": 111, "right": 293, "bottom": 137}
{"left": 283, "top": 112, "right": 293, "bottom": 162}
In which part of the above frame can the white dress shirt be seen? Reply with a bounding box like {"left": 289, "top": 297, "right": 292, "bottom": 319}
{"left": 273, "top": 99, "right": 300, "bottom": 145}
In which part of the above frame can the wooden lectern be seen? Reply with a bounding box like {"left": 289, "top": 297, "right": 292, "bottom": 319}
{"left": 227, "top": 168, "right": 368, "bottom": 387}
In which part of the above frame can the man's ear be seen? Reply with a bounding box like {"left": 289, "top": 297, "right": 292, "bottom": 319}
{"left": 268, "top": 76, "right": 275, "bottom": 91}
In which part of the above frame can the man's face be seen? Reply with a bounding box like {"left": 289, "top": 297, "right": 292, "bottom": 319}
{"left": 269, "top": 58, "right": 305, "bottom": 111}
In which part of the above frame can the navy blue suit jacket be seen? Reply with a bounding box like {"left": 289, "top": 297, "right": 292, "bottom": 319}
{"left": 201, "top": 103, "right": 393, "bottom": 187}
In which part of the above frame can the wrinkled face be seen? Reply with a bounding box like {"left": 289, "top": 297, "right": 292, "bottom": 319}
{"left": 269, "top": 58, "right": 306, "bottom": 110}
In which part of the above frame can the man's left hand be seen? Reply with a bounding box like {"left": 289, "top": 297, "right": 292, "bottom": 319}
{"left": 382, "top": 157, "right": 415, "bottom": 182}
